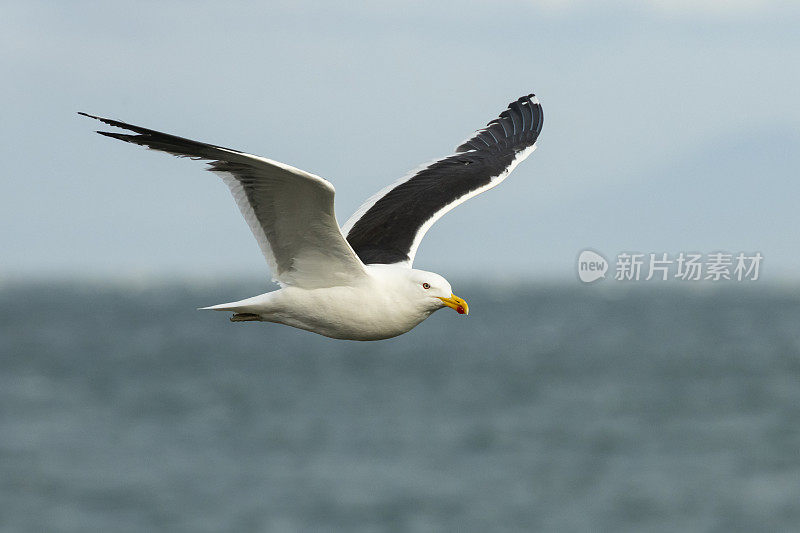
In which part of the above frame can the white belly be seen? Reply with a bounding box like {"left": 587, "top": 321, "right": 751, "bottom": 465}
{"left": 254, "top": 285, "right": 433, "bottom": 341}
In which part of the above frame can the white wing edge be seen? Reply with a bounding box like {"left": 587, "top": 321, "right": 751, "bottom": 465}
{"left": 212, "top": 170, "right": 284, "bottom": 285}
{"left": 210, "top": 149, "right": 366, "bottom": 285}
{"left": 220, "top": 148, "right": 338, "bottom": 194}
{"left": 404, "top": 143, "right": 537, "bottom": 265}
{"left": 341, "top": 152, "right": 465, "bottom": 236}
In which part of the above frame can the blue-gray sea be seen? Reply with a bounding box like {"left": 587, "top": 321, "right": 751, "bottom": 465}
{"left": 2, "top": 281, "right": 799, "bottom": 532}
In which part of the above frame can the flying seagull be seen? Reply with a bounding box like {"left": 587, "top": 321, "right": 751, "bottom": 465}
{"left": 81, "top": 94, "right": 543, "bottom": 340}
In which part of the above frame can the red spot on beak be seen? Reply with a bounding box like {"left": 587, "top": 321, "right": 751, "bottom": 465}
{"left": 456, "top": 306, "right": 466, "bottom": 314}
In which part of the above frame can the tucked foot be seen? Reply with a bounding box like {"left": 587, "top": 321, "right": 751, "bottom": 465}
{"left": 230, "top": 313, "right": 261, "bottom": 322}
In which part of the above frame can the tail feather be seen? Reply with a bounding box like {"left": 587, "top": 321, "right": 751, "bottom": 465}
{"left": 198, "top": 293, "right": 273, "bottom": 313}
{"left": 199, "top": 303, "right": 238, "bottom": 311}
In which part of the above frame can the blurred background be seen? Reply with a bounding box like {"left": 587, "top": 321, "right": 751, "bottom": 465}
{"left": 2, "top": 1, "right": 799, "bottom": 531}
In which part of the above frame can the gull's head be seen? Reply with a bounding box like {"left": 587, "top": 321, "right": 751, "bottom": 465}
{"left": 404, "top": 269, "right": 469, "bottom": 315}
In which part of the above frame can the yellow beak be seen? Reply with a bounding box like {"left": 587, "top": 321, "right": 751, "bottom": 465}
{"left": 438, "top": 294, "right": 469, "bottom": 315}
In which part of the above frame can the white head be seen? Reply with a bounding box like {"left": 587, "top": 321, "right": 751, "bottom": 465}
{"left": 365, "top": 264, "right": 469, "bottom": 317}
{"left": 400, "top": 268, "right": 469, "bottom": 315}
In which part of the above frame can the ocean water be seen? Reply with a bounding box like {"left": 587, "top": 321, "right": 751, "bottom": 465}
{"left": 1, "top": 281, "right": 799, "bottom": 532}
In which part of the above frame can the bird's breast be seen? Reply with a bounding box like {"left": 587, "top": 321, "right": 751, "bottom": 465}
{"left": 268, "top": 285, "right": 430, "bottom": 341}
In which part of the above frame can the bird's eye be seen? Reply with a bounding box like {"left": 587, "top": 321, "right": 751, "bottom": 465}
{"left": 422, "top": 282, "right": 431, "bottom": 289}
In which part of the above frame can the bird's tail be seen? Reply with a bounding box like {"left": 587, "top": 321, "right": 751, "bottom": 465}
{"left": 200, "top": 296, "right": 270, "bottom": 323}
{"left": 198, "top": 293, "right": 272, "bottom": 313}
{"left": 199, "top": 302, "right": 242, "bottom": 311}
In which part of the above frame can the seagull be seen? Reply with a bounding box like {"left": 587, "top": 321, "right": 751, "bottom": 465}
{"left": 81, "top": 94, "right": 543, "bottom": 340}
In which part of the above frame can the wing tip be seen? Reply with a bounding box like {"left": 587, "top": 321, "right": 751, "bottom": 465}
{"left": 78, "top": 111, "right": 108, "bottom": 122}
{"left": 95, "top": 130, "right": 131, "bottom": 141}
{"left": 79, "top": 111, "right": 136, "bottom": 135}
{"left": 455, "top": 92, "right": 542, "bottom": 153}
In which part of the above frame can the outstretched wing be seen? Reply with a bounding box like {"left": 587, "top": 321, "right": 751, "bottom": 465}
{"left": 81, "top": 113, "right": 367, "bottom": 288}
{"left": 342, "top": 94, "right": 543, "bottom": 266}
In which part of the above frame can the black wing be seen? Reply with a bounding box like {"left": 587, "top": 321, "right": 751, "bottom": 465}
{"left": 343, "top": 94, "right": 543, "bottom": 265}
{"left": 80, "top": 113, "right": 367, "bottom": 288}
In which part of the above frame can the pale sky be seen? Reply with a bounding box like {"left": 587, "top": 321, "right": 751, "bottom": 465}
{"left": 2, "top": 1, "right": 799, "bottom": 282}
